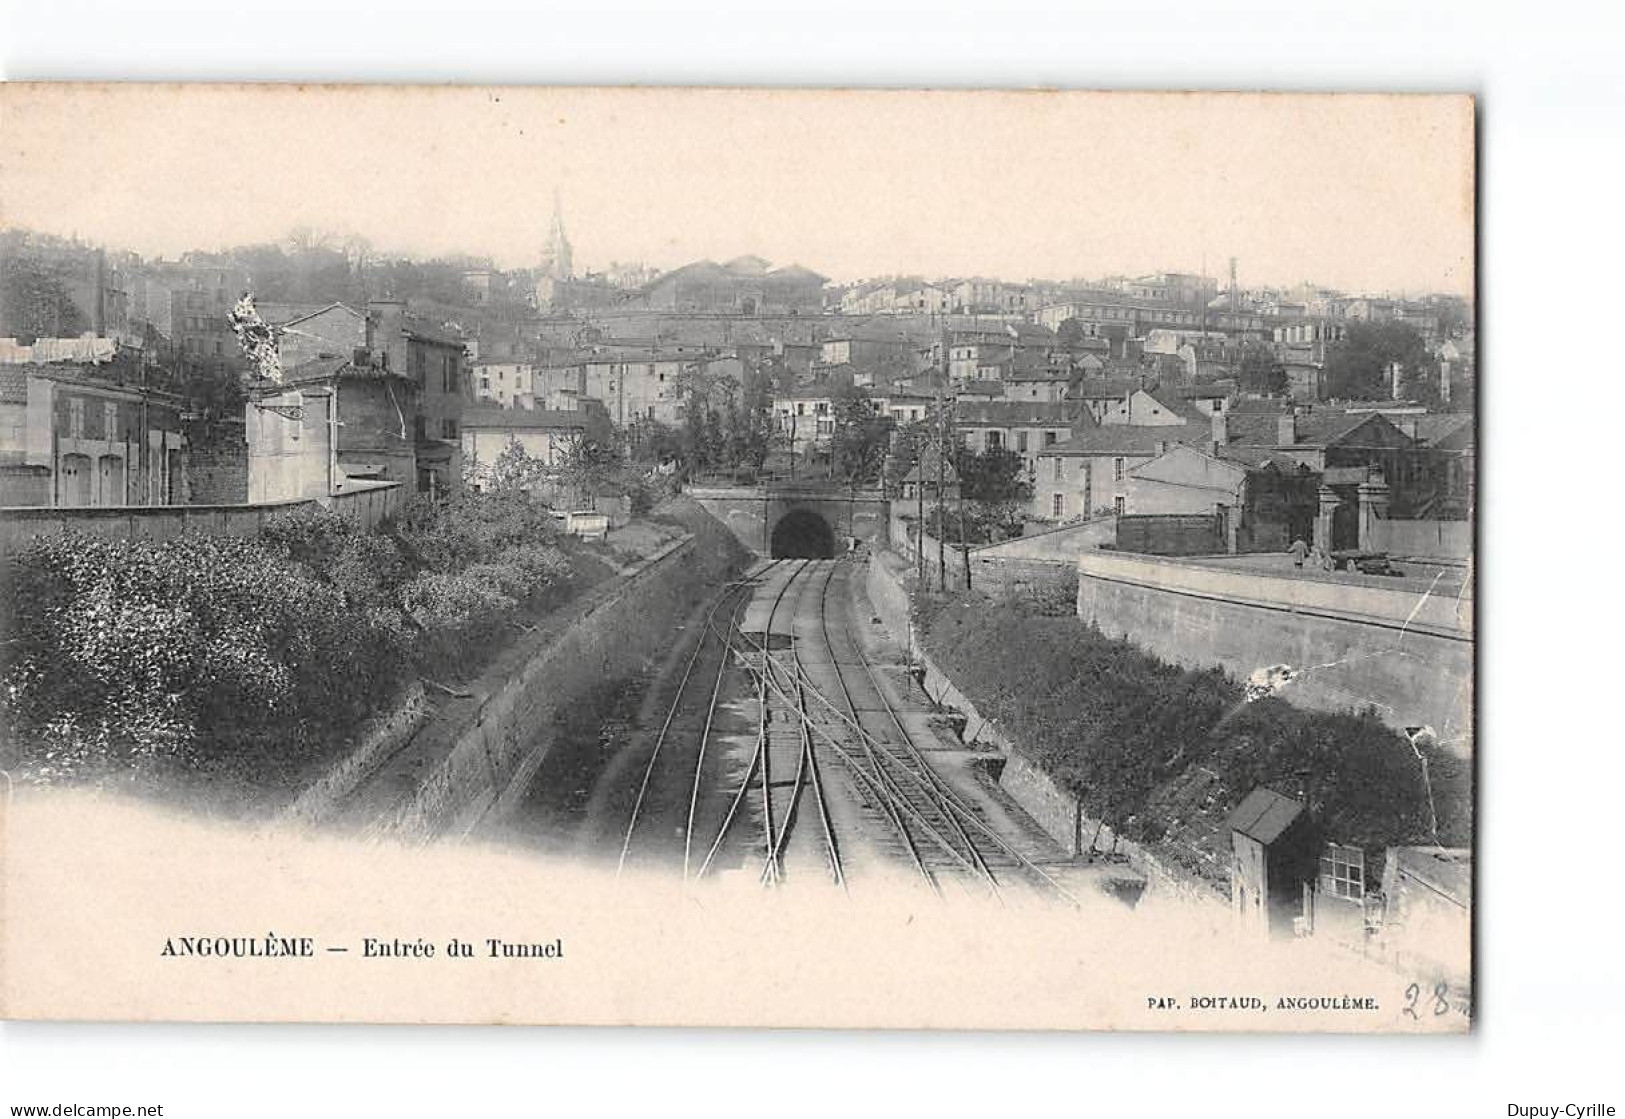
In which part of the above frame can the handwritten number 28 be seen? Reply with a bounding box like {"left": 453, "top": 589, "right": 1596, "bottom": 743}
{"left": 1403, "top": 982, "right": 1451, "bottom": 1018}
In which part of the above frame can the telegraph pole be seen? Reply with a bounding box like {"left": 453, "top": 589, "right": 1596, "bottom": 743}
{"left": 936, "top": 383, "right": 946, "bottom": 591}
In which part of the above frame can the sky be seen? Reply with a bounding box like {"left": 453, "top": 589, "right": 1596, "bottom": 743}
{"left": 0, "top": 85, "right": 1474, "bottom": 295}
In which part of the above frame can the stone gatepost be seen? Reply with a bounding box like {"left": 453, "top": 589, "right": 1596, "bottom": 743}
{"left": 1357, "top": 475, "right": 1391, "bottom": 552}
{"left": 1315, "top": 485, "right": 1341, "bottom": 555}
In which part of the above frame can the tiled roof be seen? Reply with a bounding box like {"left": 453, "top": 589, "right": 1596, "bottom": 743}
{"left": 1039, "top": 421, "right": 1205, "bottom": 457}
{"left": 1068, "top": 377, "right": 1142, "bottom": 400}
{"left": 1407, "top": 413, "right": 1475, "bottom": 446}
{"left": 953, "top": 381, "right": 1006, "bottom": 397}
{"left": 0, "top": 366, "right": 30, "bottom": 404}
{"left": 954, "top": 400, "right": 1074, "bottom": 426}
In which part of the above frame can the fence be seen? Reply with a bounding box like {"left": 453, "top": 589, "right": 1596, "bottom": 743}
{"left": 0, "top": 480, "right": 405, "bottom": 551}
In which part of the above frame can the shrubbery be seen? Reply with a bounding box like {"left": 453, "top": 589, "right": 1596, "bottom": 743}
{"left": 913, "top": 593, "right": 1470, "bottom": 862}
{"left": 1, "top": 491, "right": 597, "bottom": 788}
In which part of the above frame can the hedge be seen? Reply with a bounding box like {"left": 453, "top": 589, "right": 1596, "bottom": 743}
{"left": 1, "top": 492, "right": 603, "bottom": 791}
{"left": 913, "top": 593, "right": 1471, "bottom": 861}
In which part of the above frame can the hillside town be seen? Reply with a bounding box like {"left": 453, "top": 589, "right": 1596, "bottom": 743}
{"left": 1, "top": 189, "right": 1473, "bottom": 1017}
{"left": 1, "top": 204, "right": 1473, "bottom": 554}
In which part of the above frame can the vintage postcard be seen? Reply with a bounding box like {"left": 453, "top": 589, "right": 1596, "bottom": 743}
{"left": 0, "top": 85, "right": 1474, "bottom": 1031}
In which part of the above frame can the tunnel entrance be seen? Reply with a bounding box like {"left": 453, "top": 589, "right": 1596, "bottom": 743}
{"left": 770, "top": 508, "right": 837, "bottom": 558}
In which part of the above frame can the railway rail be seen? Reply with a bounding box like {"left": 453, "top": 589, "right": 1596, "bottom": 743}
{"left": 620, "top": 557, "right": 1073, "bottom": 904}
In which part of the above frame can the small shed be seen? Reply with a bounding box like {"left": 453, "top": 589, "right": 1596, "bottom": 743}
{"left": 1225, "top": 787, "right": 1317, "bottom": 939}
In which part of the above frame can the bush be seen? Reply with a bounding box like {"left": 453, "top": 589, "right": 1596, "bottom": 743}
{"left": 1, "top": 490, "right": 593, "bottom": 790}
{"left": 914, "top": 593, "right": 1469, "bottom": 860}
{"left": 1, "top": 531, "right": 402, "bottom": 778}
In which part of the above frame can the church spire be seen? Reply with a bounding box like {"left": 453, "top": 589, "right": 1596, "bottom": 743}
{"left": 541, "top": 189, "right": 573, "bottom": 280}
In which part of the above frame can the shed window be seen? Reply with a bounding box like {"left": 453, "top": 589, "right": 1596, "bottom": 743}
{"left": 1319, "top": 844, "right": 1365, "bottom": 901}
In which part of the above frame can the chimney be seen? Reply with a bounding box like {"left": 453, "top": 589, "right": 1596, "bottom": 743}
{"left": 1277, "top": 410, "right": 1297, "bottom": 446}
{"left": 1211, "top": 409, "right": 1229, "bottom": 455}
{"left": 367, "top": 299, "right": 409, "bottom": 377}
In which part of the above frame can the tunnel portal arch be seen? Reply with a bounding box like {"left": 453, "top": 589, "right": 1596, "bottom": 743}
{"left": 770, "top": 507, "right": 837, "bottom": 558}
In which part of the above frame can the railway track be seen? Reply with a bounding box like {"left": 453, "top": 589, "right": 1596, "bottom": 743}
{"left": 756, "top": 560, "right": 1078, "bottom": 903}
{"left": 695, "top": 560, "right": 845, "bottom": 888}
{"left": 620, "top": 556, "right": 1071, "bottom": 904}
{"left": 616, "top": 560, "right": 778, "bottom": 877}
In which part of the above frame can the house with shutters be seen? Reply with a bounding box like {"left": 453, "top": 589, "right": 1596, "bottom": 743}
{"left": 0, "top": 359, "right": 188, "bottom": 508}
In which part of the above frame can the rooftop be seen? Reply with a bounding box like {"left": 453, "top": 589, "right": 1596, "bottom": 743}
{"left": 1224, "top": 787, "right": 1306, "bottom": 845}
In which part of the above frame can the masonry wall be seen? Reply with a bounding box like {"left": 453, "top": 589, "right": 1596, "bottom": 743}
{"left": 687, "top": 485, "right": 890, "bottom": 554}
{"left": 1373, "top": 517, "right": 1473, "bottom": 563}
{"left": 344, "top": 530, "right": 746, "bottom": 840}
{"left": 185, "top": 431, "right": 248, "bottom": 505}
{"left": 1075, "top": 551, "right": 1474, "bottom": 754}
{"left": 1114, "top": 513, "right": 1223, "bottom": 556}
{"left": 866, "top": 549, "right": 1214, "bottom": 902}
{"left": 0, "top": 480, "right": 404, "bottom": 551}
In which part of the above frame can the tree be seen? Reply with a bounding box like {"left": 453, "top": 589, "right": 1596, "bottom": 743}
{"left": 479, "top": 437, "right": 548, "bottom": 494}
{"left": 1236, "top": 343, "right": 1288, "bottom": 396}
{"left": 1056, "top": 318, "right": 1090, "bottom": 348}
{"left": 935, "top": 445, "right": 1032, "bottom": 544}
{"left": 0, "top": 241, "right": 88, "bottom": 338}
{"left": 1323, "top": 320, "right": 1437, "bottom": 401}
{"left": 829, "top": 383, "right": 893, "bottom": 487}
{"left": 556, "top": 431, "right": 617, "bottom": 509}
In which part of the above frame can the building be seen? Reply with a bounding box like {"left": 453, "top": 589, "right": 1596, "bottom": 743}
{"left": 0, "top": 359, "right": 188, "bottom": 507}
{"left": 952, "top": 400, "right": 1078, "bottom": 470}
{"left": 268, "top": 299, "right": 470, "bottom": 495}
{"left": 129, "top": 257, "right": 251, "bottom": 380}
{"left": 642, "top": 258, "right": 827, "bottom": 315}
{"left": 471, "top": 360, "right": 536, "bottom": 408}
{"left": 581, "top": 350, "right": 690, "bottom": 425}
{"left": 1032, "top": 419, "right": 1206, "bottom": 522}
{"left": 460, "top": 404, "right": 613, "bottom": 492}
{"left": 1125, "top": 438, "right": 1320, "bottom": 552}
{"left": 818, "top": 320, "right": 921, "bottom": 380}
{"left": 771, "top": 386, "right": 837, "bottom": 458}
{"left": 946, "top": 322, "right": 1056, "bottom": 383}
{"left": 840, "top": 278, "right": 949, "bottom": 316}
{"left": 245, "top": 355, "right": 419, "bottom": 502}
{"left": 1001, "top": 368, "right": 1075, "bottom": 404}
{"left": 1226, "top": 787, "right": 1319, "bottom": 941}
{"left": 1376, "top": 846, "right": 1471, "bottom": 987}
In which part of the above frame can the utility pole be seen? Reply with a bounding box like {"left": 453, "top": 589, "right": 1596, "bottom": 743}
{"left": 936, "top": 383, "right": 946, "bottom": 591}
{"left": 915, "top": 428, "right": 925, "bottom": 584}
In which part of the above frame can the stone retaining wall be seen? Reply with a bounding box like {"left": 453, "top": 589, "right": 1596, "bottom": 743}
{"left": 335, "top": 526, "right": 746, "bottom": 841}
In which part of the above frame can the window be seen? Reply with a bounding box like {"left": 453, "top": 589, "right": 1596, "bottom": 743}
{"left": 1114, "top": 456, "right": 1125, "bottom": 482}
{"left": 1114, "top": 495, "right": 1125, "bottom": 516}
{"left": 103, "top": 402, "right": 118, "bottom": 441}
{"left": 987, "top": 430, "right": 1003, "bottom": 450}
{"left": 1043, "top": 430, "right": 1057, "bottom": 446}
{"left": 1319, "top": 844, "right": 1365, "bottom": 901}
{"left": 1016, "top": 430, "right": 1028, "bottom": 453}
{"left": 441, "top": 419, "right": 458, "bottom": 440}
{"left": 1051, "top": 457, "right": 1063, "bottom": 481}
{"left": 1052, "top": 493, "right": 1064, "bottom": 517}
{"left": 68, "top": 398, "right": 85, "bottom": 440}
{"left": 442, "top": 355, "right": 456, "bottom": 394}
